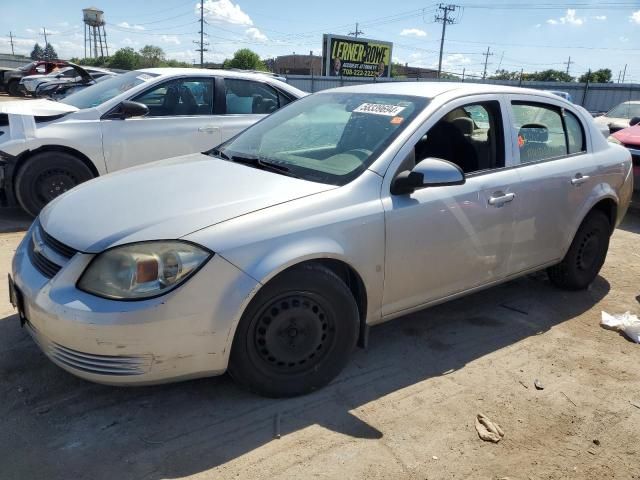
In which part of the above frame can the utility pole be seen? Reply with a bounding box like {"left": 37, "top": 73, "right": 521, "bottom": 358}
{"left": 348, "top": 23, "right": 364, "bottom": 38}
{"left": 482, "top": 46, "right": 493, "bottom": 80}
{"left": 564, "top": 56, "right": 574, "bottom": 75}
{"left": 8, "top": 31, "right": 14, "bottom": 55}
{"left": 622, "top": 64, "right": 628, "bottom": 83}
{"left": 41, "top": 27, "right": 48, "bottom": 46}
{"left": 193, "top": 2, "right": 208, "bottom": 68}
{"left": 435, "top": 4, "right": 459, "bottom": 79}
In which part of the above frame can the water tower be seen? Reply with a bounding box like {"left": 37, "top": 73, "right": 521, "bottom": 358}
{"left": 83, "top": 7, "right": 109, "bottom": 59}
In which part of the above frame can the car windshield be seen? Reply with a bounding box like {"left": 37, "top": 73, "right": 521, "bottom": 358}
{"left": 607, "top": 102, "right": 640, "bottom": 119}
{"left": 60, "top": 70, "right": 159, "bottom": 109}
{"left": 212, "top": 92, "right": 428, "bottom": 186}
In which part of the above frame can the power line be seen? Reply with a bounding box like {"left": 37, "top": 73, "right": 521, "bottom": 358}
{"left": 435, "top": 4, "right": 460, "bottom": 79}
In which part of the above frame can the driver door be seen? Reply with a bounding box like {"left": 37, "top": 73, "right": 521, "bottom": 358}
{"left": 381, "top": 96, "right": 520, "bottom": 317}
{"left": 100, "top": 77, "right": 222, "bottom": 172}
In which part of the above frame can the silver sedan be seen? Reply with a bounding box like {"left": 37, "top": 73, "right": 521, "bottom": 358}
{"left": 9, "top": 82, "right": 634, "bottom": 397}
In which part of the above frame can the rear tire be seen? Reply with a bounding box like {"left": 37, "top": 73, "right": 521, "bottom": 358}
{"left": 14, "top": 152, "right": 94, "bottom": 217}
{"left": 7, "top": 80, "right": 22, "bottom": 97}
{"left": 229, "top": 264, "right": 359, "bottom": 398}
{"left": 547, "top": 210, "right": 611, "bottom": 290}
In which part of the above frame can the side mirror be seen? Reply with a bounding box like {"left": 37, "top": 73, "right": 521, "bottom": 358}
{"left": 630, "top": 116, "right": 640, "bottom": 127}
{"left": 119, "top": 100, "right": 149, "bottom": 119}
{"left": 391, "top": 158, "right": 465, "bottom": 195}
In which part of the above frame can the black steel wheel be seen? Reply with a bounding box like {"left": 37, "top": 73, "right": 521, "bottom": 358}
{"left": 547, "top": 210, "right": 611, "bottom": 290}
{"left": 229, "top": 264, "right": 359, "bottom": 397}
{"left": 14, "top": 151, "right": 94, "bottom": 217}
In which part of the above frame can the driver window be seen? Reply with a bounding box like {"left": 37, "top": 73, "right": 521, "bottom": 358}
{"left": 412, "top": 100, "right": 504, "bottom": 174}
{"left": 133, "top": 78, "right": 214, "bottom": 117}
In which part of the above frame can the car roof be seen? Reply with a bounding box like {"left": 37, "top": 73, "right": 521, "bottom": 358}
{"left": 322, "top": 81, "right": 563, "bottom": 100}
{"left": 138, "top": 67, "right": 285, "bottom": 81}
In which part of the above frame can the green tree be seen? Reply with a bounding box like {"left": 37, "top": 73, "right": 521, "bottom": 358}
{"left": 43, "top": 43, "right": 58, "bottom": 60}
{"left": 138, "top": 45, "right": 165, "bottom": 68}
{"left": 489, "top": 69, "right": 522, "bottom": 81}
{"left": 579, "top": 69, "right": 612, "bottom": 83}
{"left": 107, "top": 47, "right": 140, "bottom": 70}
{"left": 525, "top": 69, "right": 573, "bottom": 82}
{"left": 30, "top": 43, "right": 44, "bottom": 60}
{"left": 390, "top": 62, "right": 406, "bottom": 78}
{"left": 222, "top": 48, "right": 267, "bottom": 71}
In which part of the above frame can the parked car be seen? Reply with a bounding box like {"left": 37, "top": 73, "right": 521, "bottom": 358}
{"left": 594, "top": 100, "right": 640, "bottom": 134}
{"left": 608, "top": 117, "right": 640, "bottom": 190}
{"left": 0, "top": 67, "right": 18, "bottom": 92}
{"left": 21, "top": 64, "right": 115, "bottom": 96}
{"left": 0, "top": 68, "right": 306, "bottom": 216}
{"left": 9, "top": 83, "right": 633, "bottom": 397}
{"left": 2, "top": 60, "right": 68, "bottom": 96}
{"left": 35, "top": 70, "right": 116, "bottom": 100}
{"left": 545, "top": 90, "right": 574, "bottom": 103}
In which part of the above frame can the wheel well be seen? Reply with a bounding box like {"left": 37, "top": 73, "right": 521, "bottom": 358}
{"left": 15, "top": 145, "right": 100, "bottom": 180}
{"left": 274, "top": 259, "right": 369, "bottom": 348}
{"left": 590, "top": 198, "right": 617, "bottom": 235}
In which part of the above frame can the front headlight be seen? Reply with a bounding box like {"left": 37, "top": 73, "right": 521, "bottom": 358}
{"left": 78, "top": 241, "right": 212, "bottom": 300}
{"left": 607, "top": 135, "right": 623, "bottom": 145}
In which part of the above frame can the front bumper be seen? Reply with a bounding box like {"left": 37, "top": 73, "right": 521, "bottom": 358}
{"left": 11, "top": 230, "right": 259, "bottom": 385}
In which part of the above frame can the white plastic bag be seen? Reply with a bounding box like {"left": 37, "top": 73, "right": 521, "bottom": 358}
{"left": 601, "top": 311, "right": 640, "bottom": 343}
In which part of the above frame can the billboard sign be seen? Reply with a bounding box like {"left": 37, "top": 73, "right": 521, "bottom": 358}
{"left": 322, "top": 34, "right": 392, "bottom": 78}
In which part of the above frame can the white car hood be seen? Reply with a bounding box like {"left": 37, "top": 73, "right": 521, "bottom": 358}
{"left": 0, "top": 99, "right": 79, "bottom": 116}
{"left": 39, "top": 153, "right": 336, "bottom": 253}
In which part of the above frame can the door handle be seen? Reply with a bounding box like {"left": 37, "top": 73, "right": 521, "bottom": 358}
{"left": 488, "top": 192, "right": 515, "bottom": 206}
{"left": 571, "top": 174, "right": 590, "bottom": 186}
{"left": 198, "top": 125, "right": 219, "bottom": 133}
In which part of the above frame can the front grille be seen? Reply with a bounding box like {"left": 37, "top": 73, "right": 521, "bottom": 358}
{"left": 27, "top": 323, "right": 151, "bottom": 376}
{"left": 40, "top": 228, "right": 77, "bottom": 259}
{"left": 28, "top": 239, "right": 62, "bottom": 278}
{"left": 27, "top": 221, "right": 78, "bottom": 278}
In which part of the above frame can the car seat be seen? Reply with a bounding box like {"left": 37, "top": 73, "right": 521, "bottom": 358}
{"left": 416, "top": 121, "right": 478, "bottom": 173}
{"left": 162, "top": 85, "right": 180, "bottom": 115}
{"left": 518, "top": 123, "right": 549, "bottom": 163}
{"left": 178, "top": 86, "right": 198, "bottom": 115}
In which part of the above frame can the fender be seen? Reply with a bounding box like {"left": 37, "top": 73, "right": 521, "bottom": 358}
{"left": 561, "top": 183, "right": 619, "bottom": 258}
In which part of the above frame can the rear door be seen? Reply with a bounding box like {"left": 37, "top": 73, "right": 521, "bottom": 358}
{"left": 100, "top": 76, "right": 222, "bottom": 172}
{"left": 505, "top": 97, "right": 596, "bottom": 273}
{"left": 218, "top": 77, "right": 293, "bottom": 141}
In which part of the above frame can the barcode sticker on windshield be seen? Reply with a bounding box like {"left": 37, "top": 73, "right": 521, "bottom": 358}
{"left": 353, "top": 103, "right": 406, "bottom": 116}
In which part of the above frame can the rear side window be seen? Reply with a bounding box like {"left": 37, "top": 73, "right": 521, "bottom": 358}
{"left": 564, "top": 110, "right": 585, "bottom": 154}
{"left": 512, "top": 102, "right": 583, "bottom": 164}
{"left": 224, "top": 79, "right": 280, "bottom": 115}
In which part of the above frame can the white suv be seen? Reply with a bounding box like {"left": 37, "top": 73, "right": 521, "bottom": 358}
{"left": 0, "top": 68, "right": 305, "bottom": 216}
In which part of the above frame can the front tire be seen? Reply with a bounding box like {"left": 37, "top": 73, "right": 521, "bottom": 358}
{"left": 547, "top": 210, "right": 611, "bottom": 290}
{"left": 229, "top": 264, "right": 359, "bottom": 398}
{"left": 14, "top": 152, "right": 94, "bottom": 217}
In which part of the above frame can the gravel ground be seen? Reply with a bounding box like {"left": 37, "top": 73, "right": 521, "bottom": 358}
{"left": 0, "top": 211, "right": 639, "bottom": 480}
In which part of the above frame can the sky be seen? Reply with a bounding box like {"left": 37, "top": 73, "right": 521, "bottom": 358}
{"left": 1, "top": 0, "right": 639, "bottom": 82}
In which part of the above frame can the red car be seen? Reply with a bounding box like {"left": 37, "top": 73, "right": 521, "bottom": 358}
{"left": 2, "top": 60, "right": 68, "bottom": 96}
{"left": 610, "top": 119, "right": 640, "bottom": 191}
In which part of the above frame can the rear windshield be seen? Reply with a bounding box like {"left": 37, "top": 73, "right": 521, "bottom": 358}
{"left": 607, "top": 102, "right": 640, "bottom": 119}
{"left": 60, "top": 70, "right": 160, "bottom": 110}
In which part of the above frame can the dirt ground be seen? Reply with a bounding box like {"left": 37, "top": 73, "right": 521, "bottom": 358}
{"left": 0, "top": 211, "right": 637, "bottom": 480}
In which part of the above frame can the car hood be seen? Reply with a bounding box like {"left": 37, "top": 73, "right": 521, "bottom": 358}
{"left": 0, "top": 99, "right": 79, "bottom": 116}
{"left": 39, "top": 153, "right": 337, "bottom": 253}
{"left": 594, "top": 115, "right": 629, "bottom": 129}
{"left": 612, "top": 125, "right": 640, "bottom": 146}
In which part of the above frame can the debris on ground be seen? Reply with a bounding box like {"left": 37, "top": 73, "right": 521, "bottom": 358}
{"left": 534, "top": 379, "right": 544, "bottom": 390}
{"left": 475, "top": 413, "right": 505, "bottom": 443}
{"left": 601, "top": 311, "right": 640, "bottom": 343}
{"left": 593, "top": 439, "right": 601, "bottom": 446}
